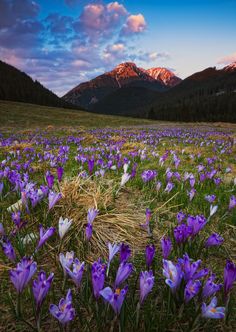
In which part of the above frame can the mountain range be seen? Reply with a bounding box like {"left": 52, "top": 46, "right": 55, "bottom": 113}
{"left": 0, "top": 59, "right": 236, "bottom": 122}
{"left": 63, "top": 62, "right": 181, "bottom": 109}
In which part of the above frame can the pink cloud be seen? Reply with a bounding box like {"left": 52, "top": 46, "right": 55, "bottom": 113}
{"left": 217, "top": 52, "right": 236, "bottom": 65}
{"left": 122, "top": 14, "right": 147, "bottom": 34}
{"left": 77, "top": 2, "right": 127, "bottom": 40}
{"left": 107, "top": 2, "right": 127, "bottom": 16}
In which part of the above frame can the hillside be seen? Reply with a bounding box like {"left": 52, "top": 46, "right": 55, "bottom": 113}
{"left": 0, "top": 100, "right": 155, "bottom": 129}
{"left": 92, "top": 86, "right": 159, "bottom": 117}
{"left": 148, "top": 64, "right": 236, "bottom": 122}
{"left": 0, "top": 60, "right": 72, "bottom": 109}
{"left": 63, "top": 62, "right": 181, "bottom": 109}
{"left": 92, "top": 63, "right": 236, "bottom": 122}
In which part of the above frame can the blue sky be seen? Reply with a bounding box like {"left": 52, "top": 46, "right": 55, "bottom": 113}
{"left": 0, "top": 0, "right": 236, "bottom": 96}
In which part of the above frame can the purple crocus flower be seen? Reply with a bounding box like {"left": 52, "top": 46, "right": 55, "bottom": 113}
{"left": 189, "top": 174, "right": 195, "bottom": 187}
{"left": 91, "top": 259, "right": 106, "bottom": 299}
{"left": 163, "top": 259, "right": 182, "bottom": 292}
{"left": 174, "top": 223, "right": 192, "bottom": 244}
{"left": 199, "top": 173, "right": 206, "bottom": 182}
{"left": 0, "top": 222, "right": 4, "bottom": 236}
{"left": 57, "top": 166, "right": 64, "bottom": 182}
{"left": 100, "top": 286, "right": 128, "bottom": 315}
{"left": 59, "top": 251, "right": 74, "bottom": 275}
{"left": 166, "top": 169, "right": 173, "bottom": 181}
{"left": 85, "top": 208, "right": 99, "bottom": 241}
{"left": 205, "top": 194, "right": 216, "bottom": 203}
{"left": 187, "top": 188, "right": 196, "bottom": 201}
{"left": 37, "top": 225, "right": 55, "bottom": 250}
{"left": 0, "top": 182, "right": 3, "bottom": 196}
{"left": 87, "top": 208, "right": 99, "bottom": 224}
{"left": 139, "top": 270, "right": 154, "bottom": 304}
{"left": 85, "top": 223, "right": 93, "bottom": 241}
{"left": 224, "top": 260, "right": 236, "bottom": 297}
{"left": 229, "top": 195, "right": 236, "bottom": 210}
{"left": 88, "top": 159, "right": 95, "bottom": 175}
{"left": 2, "top": 240, "right": 16, "bottom": 261}
{"left": 145, "top": 244, "right": 155, "bottom": 269}
{"left": 108, "top": 243, "right": 120, "bottom": 265}
{"left": 178, "top": 254, "right": 208, "bottom": 282}
{"left": 213, "top": 177, "right": 221, "bottom": 186}
{"left": 10, "top": 257, "right": 37, "bottom": 293}
{"left": 141, "top": 170, "right": 157, "bottom": 183}
{"left": 115, "top": 261, "right": 133, "bottom": 287}
{"left": 202, "top": 297, "right": 225, "bottom": 319}
{"left": 184, "top": 279, "right": 201, "bottom": 303}
{"left": 187, "top": 215, "right": 207, "bottom": 237}
{"left": 131, "top": 163, "right": 137, "bottom": 178}
{"left": 65, "top": 258, "right": 85, "bottom": 288}
{"left": 11, "top": 211, "right": 21, "bottom": 227}
{"left": 205, "top": 233, "right": 224, "bottom": 248}
{"left": 161, "top": 236, "right": 172, "bottom": 259}
{"left": 202, "top": 274, "right": 222, "bottom": 299}
{"left": 120, "top": 243, "right": 131, "bottom": 263}
{"left": 164, "top": 181, "right": 174, "bottom": 193}
{"left": 48, "top": 191, "right": 62, "bottom": 210}
{"left": 140, "top": 208, "right": 152, "bottom": 235}
{"left": 33, "top": 271, "right": 54, "bottom": 309}
{"left": 50, "top": 289, "right": 75, "bottom": 324}
{"left": 176, "top": 211, "right": 186, "bottom": 223}
{"left": 156, "top": 181, "right": 162, "bottom": 192}
{"left": 46, "top": 172, "right": 54, "bottom": 189}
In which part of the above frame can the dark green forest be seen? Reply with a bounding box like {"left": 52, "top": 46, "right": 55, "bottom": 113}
{"left": 148, "top": 69, "right": 236, "bottom": 122}
{"left": 0, "top": 60, "right": 73, "bottom": 109}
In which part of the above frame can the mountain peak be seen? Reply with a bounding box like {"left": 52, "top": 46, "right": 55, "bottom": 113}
{"left": 63, "top": 61, "right": 182, "bottom": 108}
{"left": 223, "top": 62, "right": 236, "bottom": 72}
{"left": 108, "top": 62, "right": 150, "bottom": 81}
{"left": 147, "top": 67, "right": 182, "bottom": 87}
{"left": 114, "top": 62, "right": 137, "bottom": 70}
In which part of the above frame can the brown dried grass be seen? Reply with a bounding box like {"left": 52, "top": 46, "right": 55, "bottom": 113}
{"left": 56, "top": 176, "right": 161, "bottom": 260}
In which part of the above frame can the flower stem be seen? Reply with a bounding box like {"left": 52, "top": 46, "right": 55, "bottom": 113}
{"left": 135, "top": 302, "right": 141, "bottom": 329}
{"left": 16, "top": 293, "right": 21, "bottom": 318}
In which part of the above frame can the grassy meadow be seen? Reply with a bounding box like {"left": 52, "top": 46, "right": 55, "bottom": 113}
{"left": 0, "top": 101, "right": 236, "bottom": 331}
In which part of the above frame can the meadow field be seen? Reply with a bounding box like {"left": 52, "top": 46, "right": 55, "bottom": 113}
{"left": 0, "top": 101, "right": 236, "bottom": 331}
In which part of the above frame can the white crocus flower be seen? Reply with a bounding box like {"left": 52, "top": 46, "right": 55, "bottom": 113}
{"left": 123, "top": 163, "right": 129, "bottom": 173}
{"left": 22, "top": 233, "right": 38, "bottom": 245}
{"left": 58, "top": 217, "right": 73, "bottom": 239}
{"left": 120, "top": 172, "right": 131, "bottom": 187}
{"left": 210, "top": 205, "right": 218, "bottom": 217}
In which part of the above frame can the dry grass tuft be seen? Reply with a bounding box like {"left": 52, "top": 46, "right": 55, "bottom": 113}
{"left": 56, "top": 176, "right": 159, "bottom": 260}
{"left": 3, "top": 142, "right": 34, "bottom": 152}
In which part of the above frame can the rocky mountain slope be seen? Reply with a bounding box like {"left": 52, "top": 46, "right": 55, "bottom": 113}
{"left": 63, "top": 62, "right": 181, "bottom": 109}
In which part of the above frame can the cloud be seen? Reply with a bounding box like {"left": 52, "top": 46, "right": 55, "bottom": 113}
{"left": 0, "top": 0, "right": 40, "bottom": 28}
{"left": 103, "top": 43, "right": 126, "bottom": 63}
{"left": 45, "top": 13, "right": 73, "bottom": 36}
{"left": 121, "top": 14, "right": 147, "bottom": 35}
{"left": 73, "top": 2, "right": 128, "bottom": 41}
{"left": 217, "top": 52, "right": 236, "bottom": 65}
{"left": 0, "top": 20, "right": 43, "bottom": 48}
{"left": 137, "top": 51, "right": 170, "bottom": 62}
{"left": 0, "top": 0, "right": 169, "bottom": 96}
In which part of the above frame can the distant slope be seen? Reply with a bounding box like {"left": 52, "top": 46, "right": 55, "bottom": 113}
{"left": 0, "top": 60, "right": 73, "bottom": 109}
{"left": 92, "top": 86, "right": 159, "bottom": 117}
{"left": 148, "top": 64, "right": 236, "bottom": 122}
{"left": 0, "top": 100, "right": 154, "bottom": 128}
{"left": 63, "top": 62, "right": 181, "bottom": 109}
{"left": 92, "top": 63, "right": 236, "bottom": 122}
